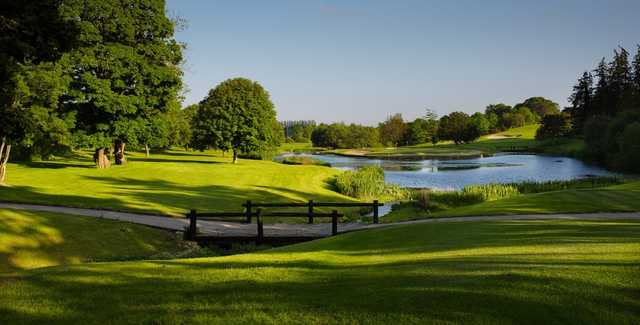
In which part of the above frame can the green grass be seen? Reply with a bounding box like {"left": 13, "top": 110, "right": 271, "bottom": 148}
{"left": 1, "top": 219, "right": 638, "bottom": 324}
{"left": 0, "top": 149, "right": 354, "bottom": 216}
{"left": 385, "top": 181, "right": 640, "bottom": 222}
{"left": 0, "top": 209, "right": 183, "bottom": 273}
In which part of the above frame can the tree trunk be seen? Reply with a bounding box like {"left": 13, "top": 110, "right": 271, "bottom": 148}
{"left": 114, "top": 139, "right": 126, "bottom": 165}
{"left": 145, "top": 144, "right": 150, "bottom": 158}
{"left": 94, "top": 148, "right": 111, "bottom": 169}
{"left": 232, "top": 149, "right": 238, "bottom": 164}
{"left": 0, "top": 137, "right": 11, "bottom": 184}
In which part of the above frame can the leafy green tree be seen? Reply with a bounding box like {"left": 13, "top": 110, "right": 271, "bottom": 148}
{"left": 535, "top": 114, "right": 572, "bottom": 140}
{"left": 191, "top": 78, "right": 280, "bottom": 163}
{"left": 0, "top": 0, "right": 77, "bottom": 182}
{"left": 58, "top": 0, "right": 183, "bottom": 167}
{"left": 470, "top": 112, "right": 490, "bottom": 135}
{"left": 438, "top": 111, "right": 477, "bottom": 144}
{"left": 514, "top": 97, "right": 560, "bottom": 118}
{"left": 379, "top": 113, "right": 406, "bottom": 147}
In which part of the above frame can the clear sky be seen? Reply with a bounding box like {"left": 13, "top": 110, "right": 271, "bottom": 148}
{"left": 167, "top": 0, "right": 640, "bottom": 125}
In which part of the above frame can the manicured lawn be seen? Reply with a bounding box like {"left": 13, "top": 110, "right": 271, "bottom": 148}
{"left": 0, "top": 209, "right": 182, "bottom": 273}
{"left": 0, "top": 149, "right": 353, "bottom": 216}
{"left": 385, "top": 182, "right": 640, "bottom": 222}
{"left": 1, "top": 219, "right": 638, "bottom": 324}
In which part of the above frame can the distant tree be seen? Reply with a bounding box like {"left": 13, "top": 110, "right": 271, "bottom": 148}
{"left": 470, "top": 112, "right": 490, "bottom": 135}
{"left": 485, "top": 103, "right": 513, "bottom": 131}
{"left": 167, "top": 104, "right": 199, "bottom": 150}
{"left": 403, "top": 119, "right": 428, "bottom": 145}
{"left": 191, "top": 78, "right": 279, "bottom": 163}
{"left": 514, "top": 97, "right": 560, "bottom": 118}
{"left": 424, "top": 108, "right": 438, "bottom": 121}
{"left": 379, "top": 113, "right": 406, "bottom": 147}
{"left": 535, "top": 114, "right": 572, "bottom": 140}
{"left": 438, "top": 111, "right": 477, "bottom": 144}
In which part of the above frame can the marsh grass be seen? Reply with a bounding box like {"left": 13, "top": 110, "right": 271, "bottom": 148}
{"left": 411, "top": 177, "right": 624, "bottom": 211}
{"left": 281, "top": 156, "right": 331, "bottom": 167}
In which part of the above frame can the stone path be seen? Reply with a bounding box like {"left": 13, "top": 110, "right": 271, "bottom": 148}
{"left": 2, "top": 202, "right": 640, "bottom": 238}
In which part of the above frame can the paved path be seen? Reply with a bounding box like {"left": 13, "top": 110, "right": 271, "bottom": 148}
{"left": 2, "top": 202, "right": 640, "bottom": 238}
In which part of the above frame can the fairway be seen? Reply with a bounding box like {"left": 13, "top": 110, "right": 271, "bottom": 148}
{"left": 1, "top": 219, "right": 638, "bottom": 324}
{"left": 0, "top": 150, "right": 352, "bottom": 216}
{"left": 0, "top": 209, "right": 183, "bottom": 273}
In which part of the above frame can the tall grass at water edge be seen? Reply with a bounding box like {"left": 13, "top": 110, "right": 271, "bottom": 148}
{"left": 414, "top": 176, "right": 623, "bottom": 210}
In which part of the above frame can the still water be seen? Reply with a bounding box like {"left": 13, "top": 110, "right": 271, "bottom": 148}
{"left": 277, "top": 153, "right": 615, "bottom": 190}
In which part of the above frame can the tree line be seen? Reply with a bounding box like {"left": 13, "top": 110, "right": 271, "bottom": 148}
{"left": 306, "top": 98, "right": 550, "bottom": 149}
{"left": 562, "top": 45, "right": 640, "bottom": 172}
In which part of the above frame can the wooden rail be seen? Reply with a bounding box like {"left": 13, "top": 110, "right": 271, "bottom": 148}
{"left": 241, "top": 200, "right": 383, "bottom": 224}
{"left": 186, "top": 208, "right": 343, "bottom": 244}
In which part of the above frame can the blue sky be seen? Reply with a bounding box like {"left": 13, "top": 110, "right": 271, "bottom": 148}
{"left": 167, "top": 0, "right": 640, "bottom": 125}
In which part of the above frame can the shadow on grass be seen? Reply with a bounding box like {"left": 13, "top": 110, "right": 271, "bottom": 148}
{"left": 127, "top": 157, "right": 223, "bottom": 165}
{"left": 0, "top": 209, "right": 178, "bottom": 273}
{"left": 1, "top": 220, "right": 638, "bottom": 323}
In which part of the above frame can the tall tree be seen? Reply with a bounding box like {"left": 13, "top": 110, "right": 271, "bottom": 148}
{"left": 567, "top": 71, "right": 594, "bottom": 134}
{"left": 609, "top": 47, "right": 633, "bottom": 112}
{"left": 59, "top": 0, "right": 183, "bottom": 168}
{"left": 438, "top": 111, "right": 477, "bottom": 144}
{"left": 0, "top": 0, "right": 77, "bottom": 183}
{"left": 191, "top": 78, "right": 280, "bottom": 163}
{"left": 592, "top": 57, "right": 611, "bottom": 117}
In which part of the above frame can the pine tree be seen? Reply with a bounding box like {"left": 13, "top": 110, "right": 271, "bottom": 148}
{"left": 568, "top": 71, "right": 594, "bottom": 134}
{"left": 609, "top": 47, "right": 632, "bottom": 113}
{"left": 592, "top": 58, "right": 611, "bottom": 116}
{"left": 632, "top": 45, "right": 640, "bottom": 110}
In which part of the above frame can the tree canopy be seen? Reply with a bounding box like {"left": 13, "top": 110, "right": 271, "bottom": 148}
{"left": 191, "top": 78, "right": 281, "bottom": 163}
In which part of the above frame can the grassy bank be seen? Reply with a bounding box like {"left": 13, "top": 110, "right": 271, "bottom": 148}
{"left": 1, "top": 218, "right": 638, "bottom": 323}
{"left": 0, "top": 149, "right": 353, "bottom": 216}
{"left": 0, "top": 209, "right": 183, "bottom": 273}
{"left": 385, "top": 181, "right": 640, "bottom": 222}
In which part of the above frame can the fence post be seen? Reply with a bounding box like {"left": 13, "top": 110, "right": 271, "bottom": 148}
{"left": 188, "top": 209, "right": 197, "bottom": 240}
{"left": 245, "top": 200, "right": 252, "bottom": 223}
{"left": 331, "top": 210, "right": 338, "bottom": 236}
{"left": 256, "top": 208, "right": 264, "bottom": 244}
{"left": 307, "top": 199, "right": 314, "bottom": 224}
{"left": 373, "top": 200, "right": 379, "bottom": 224}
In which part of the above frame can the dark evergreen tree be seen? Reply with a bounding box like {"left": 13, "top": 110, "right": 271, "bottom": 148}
{"left": 567, "top": 71, "right": 594, "bottom": 134}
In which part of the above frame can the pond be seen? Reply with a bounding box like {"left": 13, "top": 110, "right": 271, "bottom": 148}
{"left": 276, "top": 153, "right": 616, "bottom": 190}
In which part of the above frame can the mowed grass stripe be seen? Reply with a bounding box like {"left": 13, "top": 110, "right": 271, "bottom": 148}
{"left": 1, "top": 219, "right": 638, "bottom": 324}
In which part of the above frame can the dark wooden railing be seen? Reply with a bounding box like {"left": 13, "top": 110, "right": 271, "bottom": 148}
{"left": 185, "top": 208, "right": 343, "bottom": 243}
{"left": 241, "top": 200, "right": 383, "bottom": 224}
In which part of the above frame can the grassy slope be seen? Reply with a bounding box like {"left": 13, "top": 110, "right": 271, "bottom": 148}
{"left": 0, "top": 149, "right": 353, "bottom": 216}
{"left": 0, "top": 209, "right": 182, "bottom": 273}
{"left": 385, "top": 182, "right": 640, "bottom": 222}
{"left": 1, "top": 219, "right": 638, "bottom": 324}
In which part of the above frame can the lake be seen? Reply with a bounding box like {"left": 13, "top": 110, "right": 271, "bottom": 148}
{"left": 277, "top": 153, "right": 616, "bottom": 190}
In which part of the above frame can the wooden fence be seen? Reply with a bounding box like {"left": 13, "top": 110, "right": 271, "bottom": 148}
{"left": 185, "top": 200, "right": 383, "bottom": 243}
{"left": 241, "top": 200, "right": 383, "bottom": 224}
{"left": 185, "top": 208, "right": 343, "bottom": 243}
